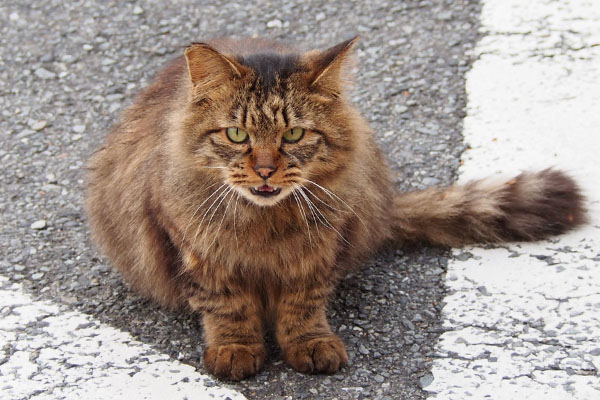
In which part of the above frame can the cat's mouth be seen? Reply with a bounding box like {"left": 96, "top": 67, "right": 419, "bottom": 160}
{"left": 250, "top": 184, "right": 282, "bottom": 197}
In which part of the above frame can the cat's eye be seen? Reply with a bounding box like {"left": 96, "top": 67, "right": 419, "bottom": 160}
{"left": 282, "top": 127, "right": 305, "bottom": 143}
{"left": 226, "top": 127, "right": 248, "bottom": 143}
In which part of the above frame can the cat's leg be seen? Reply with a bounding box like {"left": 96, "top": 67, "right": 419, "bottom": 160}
{"left": 187, "top": 288, "right": 266, "bottom": 380}
{"left": 183, "top": 253, "right": 266, "bottom": 380}
{"left": 275, "top": 283, "right": 348, "bottom": 374}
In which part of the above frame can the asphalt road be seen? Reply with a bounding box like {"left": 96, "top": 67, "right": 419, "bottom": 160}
{"left": 0, "top": 1, "right": 481, "bottom": 399}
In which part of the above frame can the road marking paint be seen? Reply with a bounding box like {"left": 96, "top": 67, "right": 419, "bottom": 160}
{"left": 0, "top": 277, "right": 246, "bottom": 400}
{"left": 427, "top": 0, "right": 600, "bottom": 399}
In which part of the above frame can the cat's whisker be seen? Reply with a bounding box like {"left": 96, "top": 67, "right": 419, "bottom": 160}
{"left": 200, "top": 185, "right": 235, "bottom": 246}
{"left": 175, "top": 182, "right": 228, "bottom": 276}
{"left": 298, "top": 187, "right": 352, "bottom": 247}
{"left": 302, "top": 186, "right": 345, "bottom": 212}
{"left": 296, "top": 186, "right": 322, "bottom": 222}
{"left": 302, "top": 178, "right": 367, "bottom": 229}
{"left": 179, "top": 182, "right": 227, "bottom": 255}
{"left": 300, "top": 187, "right": 354, "bottom": 246}
{"left": 302, "top": 196, "right": 330, "bottom": 239}
{"left": 297, "top": 184, "right": 332, "bottom": 239}
{"left": 291, "top": 187, "right": 312, "bottom": 247}
{"left": 206, "top": 188, "right": 237, "bottom": 252}
{"left": 191, "top": 185, "right": 231, "bottom": 251}
{"left": 233, "top": 192, "right": 240, "bottom": 247}
{"left": 179, "top": 181, "right": 223, "bottom": 219}
{"left": 293, "top": 184, "right": 321, "bottom": 237}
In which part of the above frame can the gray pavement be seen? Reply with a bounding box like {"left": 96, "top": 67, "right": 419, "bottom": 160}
{"left": 0, "top": 1, "right": 481, "bottom": 399}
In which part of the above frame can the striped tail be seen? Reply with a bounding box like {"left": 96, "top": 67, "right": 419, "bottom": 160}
{"left": 392, "top": 169, "right": 587, "bottom": 247}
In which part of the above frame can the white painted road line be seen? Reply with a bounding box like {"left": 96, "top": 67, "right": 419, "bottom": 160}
{"left": 427, "top": 0, "right": 600, "bottom": 399}
{"left": 0, "top": 277, "right": 246, "bottom": 400}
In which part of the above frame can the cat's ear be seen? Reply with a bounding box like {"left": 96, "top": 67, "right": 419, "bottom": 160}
{"left": 184, "top": 43, "right": 250, "bottom": 101}
{"left": 307, "top": 36, "right": 359, "bottom": 97}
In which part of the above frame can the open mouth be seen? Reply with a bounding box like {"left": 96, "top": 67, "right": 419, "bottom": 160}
{"left": 250, "top": 184, "right": 282, "bottom": 197}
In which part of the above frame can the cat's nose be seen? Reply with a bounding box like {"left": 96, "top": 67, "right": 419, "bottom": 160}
{"left": 254, "top": 164, "right": 277, "bottom": 179}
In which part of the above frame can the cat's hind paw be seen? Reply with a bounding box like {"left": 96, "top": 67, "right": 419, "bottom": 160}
{"left": 282, "top": 335, "right": 349, "bottom": 374}
{"left": 203, "top": 343, "right": 266, "bottom": 381}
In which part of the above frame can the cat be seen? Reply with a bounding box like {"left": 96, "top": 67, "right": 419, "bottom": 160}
{"left": 86, "top": 36, "right": 586, "bottom": 380}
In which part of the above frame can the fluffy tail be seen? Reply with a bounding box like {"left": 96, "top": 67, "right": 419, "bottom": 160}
{"left": 392, "top": 169, "right": 587, "bottom": 247}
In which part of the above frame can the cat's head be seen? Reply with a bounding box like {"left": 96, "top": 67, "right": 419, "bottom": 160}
{"left": 176, "top": 37, "right": 361, "bottom": 207}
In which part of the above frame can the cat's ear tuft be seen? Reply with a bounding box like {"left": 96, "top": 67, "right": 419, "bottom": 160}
{"left": 307, "top": 36, "right": 359, "bottom": 97}
{"left": 184, "top": 43, "right": 250, "bottom": 101}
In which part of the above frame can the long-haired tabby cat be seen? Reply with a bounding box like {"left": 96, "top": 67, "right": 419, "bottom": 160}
{"left": 86, "top": 37, "right": 586, "bottom": 380}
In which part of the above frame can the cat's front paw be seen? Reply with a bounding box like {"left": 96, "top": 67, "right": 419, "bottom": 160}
{"left": 282, "top": 335, "right": 349, "bottom": 374}
{"left": 203, "top": 343, "right": 266, "bottom": 381}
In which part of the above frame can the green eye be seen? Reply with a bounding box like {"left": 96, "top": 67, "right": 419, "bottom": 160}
{"left": 226, "top": 127, "right": 248, "bottom": 143}
{"left": 283, "top": 127, "right": 305, "bottom": 143}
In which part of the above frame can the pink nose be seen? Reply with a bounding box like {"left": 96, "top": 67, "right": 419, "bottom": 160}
{"left": 254, "top": 165, "right": 277, "bottom": 179}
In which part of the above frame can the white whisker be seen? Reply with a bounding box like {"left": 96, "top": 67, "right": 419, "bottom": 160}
{"left": 201, "top": 186, "right": 235, "bottom": 244}
{"left": 291, "top": 187, "right": 312, "bottom": 247}
{"left": 190, "top": 185, "right": 231, "bottom": 250}
{"left": 302, "top": 185, "right": 345, "bottom": 212}
{"left": 233, "top": 193, "right": 240, "bottom": 247}
{"left": 298, "top": 186, "right": 352, "bottom": 247}
{"left": 179, "top": 182, "right": 226, "bottom": 254}
{"left": 302, "top": 178, "right": 367, "bottom": 229}
{"left": 206, "top": 188, "right": 236, "bottom": 252}
{"left": 294, "top": 184, "right": 321, "bottom": 237}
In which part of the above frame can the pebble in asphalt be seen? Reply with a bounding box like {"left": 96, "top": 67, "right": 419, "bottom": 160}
{"left": 0, "top": 1, "right": 481, "bottom": 398}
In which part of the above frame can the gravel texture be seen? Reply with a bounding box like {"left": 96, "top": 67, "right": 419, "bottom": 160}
{"left": 0, "top": 0, "right": 481, "bottom": 398}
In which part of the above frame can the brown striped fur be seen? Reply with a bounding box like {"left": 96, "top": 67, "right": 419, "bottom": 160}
{"left": 86, "top": 37, "right": 586, "bottom": 380}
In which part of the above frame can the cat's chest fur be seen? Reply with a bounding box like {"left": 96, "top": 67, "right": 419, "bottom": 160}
{"left": 157, "top": 176, "right": 344, "bottom": 275}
